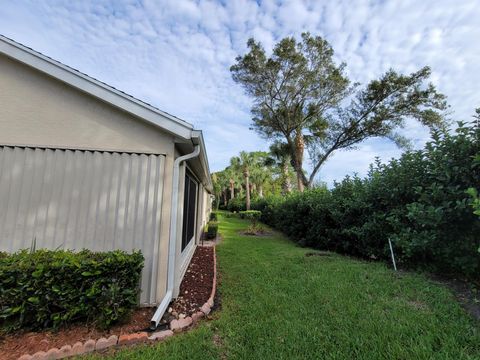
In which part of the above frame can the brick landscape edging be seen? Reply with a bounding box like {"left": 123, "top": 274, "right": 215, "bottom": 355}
{"left": 18, "top": 246, "right": 217, "bottom": 360}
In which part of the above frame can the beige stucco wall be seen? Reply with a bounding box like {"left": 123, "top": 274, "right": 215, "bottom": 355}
{"left": 0, "top": 53, "right": 177, "bottom": 305}
{"left": 0, "top": 54, "right": 174, "bottom": 155}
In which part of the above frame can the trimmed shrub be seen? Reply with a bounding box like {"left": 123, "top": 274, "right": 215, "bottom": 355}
{"left": 239, "top": 210, "right": 262, "bottom": 225}
{"left": 207, "top": 221, "right": 219, "bottom": 239}
{"left": 209, "top": 212, "right": 218, "bottom": 221}
{"left": 0, "top": 249, "right": 144, "bottom": 332}
{"left": 227, "top": 197, "right": 246, "bottom": 212}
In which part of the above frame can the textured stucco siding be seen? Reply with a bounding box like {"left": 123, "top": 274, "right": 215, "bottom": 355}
{"left": 0, "top": 54, "right": 174, "bottom": 155}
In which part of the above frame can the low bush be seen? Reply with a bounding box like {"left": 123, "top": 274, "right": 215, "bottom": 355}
{"left": 209, "top": 212, "right": 218, "bottom": 221}
{"left": 207, "top": 221, "right": 219, "bottom": 239}
{"left": 239, "top": 210, "right": 262, "bottom": 226}
{"left": 0, "top": 249, "right": 144, "bottom": 332}
{"left": 257, "top": 122, "right": 480, "bottom": 279}
{"left": 227, "top": 197, "right": 246, "bottom": 212}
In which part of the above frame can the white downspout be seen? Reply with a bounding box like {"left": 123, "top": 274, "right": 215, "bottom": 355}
{"left": 150, "top": 144, "right": 201, "bottom": 329}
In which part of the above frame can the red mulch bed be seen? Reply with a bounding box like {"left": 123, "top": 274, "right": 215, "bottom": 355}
{"left": 0, "top": 246, "right": 214, "bottom": 360}
{"left": 0, "top": 308, "right": 155, "bottom": 360}
{"left": 161, "top": 246, "right": 214, "bottom": 324}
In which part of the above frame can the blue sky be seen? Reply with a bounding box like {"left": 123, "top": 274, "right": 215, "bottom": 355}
{"left": 1, "top": 1, "right": 479, "bottom": 185}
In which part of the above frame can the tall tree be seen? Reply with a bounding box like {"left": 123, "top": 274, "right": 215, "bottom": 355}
{"left": 250, "top": 151, "right": 274, "bottom": 198}
{"left": 211, "top": 172, "right": 220, "bottom": 209}
{"left": 250, "top": 167, "right": 269, "bottom": 198}
{"left": 224, "top": 164, "right": 239, "bottom": 202}
{"left": 212, "top": 171, "right": 229, "bottom": 209}
{"left": 231, "top": 151, "right": 257, "bottom": 210}
{"left": 269, "top": 141, "right": 293, "bottom": 194}
{"left": 231, "top": 33, "right": 448, "bottom": 190}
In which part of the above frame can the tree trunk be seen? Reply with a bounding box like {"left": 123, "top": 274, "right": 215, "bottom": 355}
{"left": 294, "top": 131, "right": 306, "bottom": 192}
{"left": 245, "top": 170, "right": 251, "bottom": 210}
{"left": 229, "top": 179, "right": 235, "bottom": 200}
{"left": 282, "top": 161, "right": 291, "bottom": 194}
{"left": 258, "top": 184, "right": 264, "bottom": 198}
{"left": 222, "top": 190, "right": 227, "bottom": 207}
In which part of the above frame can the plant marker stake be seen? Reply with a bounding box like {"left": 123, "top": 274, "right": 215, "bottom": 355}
{"left": 388, "top": 238, "right": 397, "bottom": 271}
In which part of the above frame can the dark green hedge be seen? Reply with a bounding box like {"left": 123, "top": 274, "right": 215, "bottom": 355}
{"left": 253, "top": 123, "right": 480, "bottom": 279}
{"left": 207, "top": 221, "right": 219, "bottom": 239}
{"left": 210, "top": 212, "right": 218, "bottom": 221}
{"left": 0, "top": 249, "right": 144, "bottom": 331}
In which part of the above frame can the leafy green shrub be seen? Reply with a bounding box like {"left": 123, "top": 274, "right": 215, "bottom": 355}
{"left": 227, "top": 197, "right": 246, "bottom": 212}
{"left": 0, "top": 249, "right": 144, "bottom": 332}
{"left": 467, "top": 188, "right": 480, "bottom": 218}
{"left": 239, "top": 210, "right": 262, "bottom": 226}
{"left": 207, "top": 221, "right": 219, "bottom": 239}
{"left": 251, "top": 195, "right": 286, "bottom": 225}
{"left": 209, "top": 212, "right": 218, "bottom": 221}
{"left": 467, "top": 155, "right": 480, "bottom": 219}
{"left": 259, "top": 122, "right": 480, "bottom": 279}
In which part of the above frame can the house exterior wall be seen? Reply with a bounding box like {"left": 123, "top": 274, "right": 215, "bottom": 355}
{"left": 0, "top": 146, "right": 166, "bottom": 305}
{"left": 0, "top": 54, "right": 179, "bottom": 305}
{"left": 0, "top": 54, "right": 174, "bottom": 155}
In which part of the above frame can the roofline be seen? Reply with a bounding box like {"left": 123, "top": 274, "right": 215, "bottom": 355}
{"left": 0, "top": 34, "right": 194, "bottom": 140}
{"left": 192, "top": 130, "right": 213, "bottom": 192}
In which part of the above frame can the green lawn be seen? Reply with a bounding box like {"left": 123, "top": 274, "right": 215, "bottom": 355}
{"left": 97, "top": 213, "right": 480, "bottom": 359}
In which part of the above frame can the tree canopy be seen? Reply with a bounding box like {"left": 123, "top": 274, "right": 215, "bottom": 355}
{"left": 231, "top": 32, "right": 448, "bottom": 190}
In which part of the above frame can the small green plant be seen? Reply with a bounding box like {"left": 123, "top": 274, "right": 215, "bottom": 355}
{"left": 244, "top": 223, "right": 267, "bottom": 235}
{"left": 209, "top": 211, "right": 218, "bottom": 221}
{"left": 467, "top": 188, "right": 480, "bottom": 217}
{"left": 0, "top": 249, "right": 144, "bottom": 332}
{"left": 466, "top": 187, "right": 480, "bottom": 254}
{"left": 207, "top": 221, "right": 219, "bottom": 239}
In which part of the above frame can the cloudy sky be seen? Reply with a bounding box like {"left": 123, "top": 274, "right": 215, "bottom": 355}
{"left": 1, "top": 1, "right": 479, "bottom": 185}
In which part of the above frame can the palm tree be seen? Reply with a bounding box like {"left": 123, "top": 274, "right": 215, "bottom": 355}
{"left": 212, "top": 171, "right": 229, "bottom": 209}
{"left": 250, "top": 152, "right": 274, "bottom": 198}
{"left": 212, "top": 172, "right": 220, "bottom": 209}
{"left": 231, "top": 151, "right": 257, "bottom": 210}
{"left": 269, "top": 141, "right": 293, "bottom": 194}
{"left": 224, "top": 164, "right": 240, "bottom": 202}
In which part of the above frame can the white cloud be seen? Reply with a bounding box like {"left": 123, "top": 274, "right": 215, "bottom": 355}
{"left": 1, "top": 0, "right": 479, "bottom": 185}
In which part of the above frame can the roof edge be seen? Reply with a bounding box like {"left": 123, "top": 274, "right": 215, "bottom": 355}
{"left": 191, "top": 130, "right": 213, "bottom": 192}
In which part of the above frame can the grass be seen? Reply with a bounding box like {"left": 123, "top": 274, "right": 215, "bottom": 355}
{"left": 94, "top": 212, "right": 480, "bottom": 359}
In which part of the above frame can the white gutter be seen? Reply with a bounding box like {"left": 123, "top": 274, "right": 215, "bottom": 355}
{"left": 150, "top": 144, "right": 201, "bottom": 329}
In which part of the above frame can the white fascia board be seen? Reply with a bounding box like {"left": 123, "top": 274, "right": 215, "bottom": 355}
{"left": 191, "top": 130, "right": 213, "bottom": 192}
{"left": 0, "top": 36, "right": 193, "bottom": 140}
